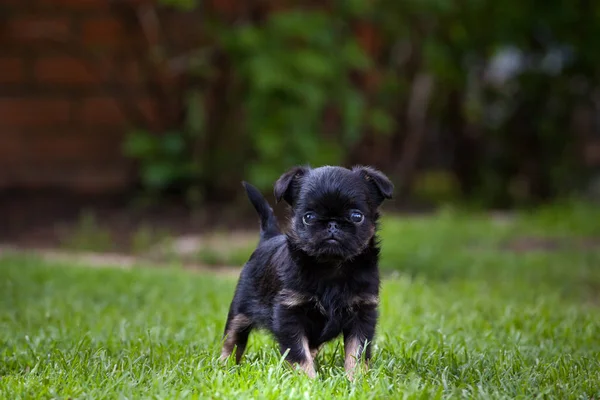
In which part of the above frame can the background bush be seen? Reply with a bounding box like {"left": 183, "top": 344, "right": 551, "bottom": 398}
{"left": 124, "top": 0, "right": 600, "bottom": 208}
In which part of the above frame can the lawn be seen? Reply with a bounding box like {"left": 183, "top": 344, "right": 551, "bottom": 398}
{"left": 1, "top": 202, "right": 599, "bottom": 399}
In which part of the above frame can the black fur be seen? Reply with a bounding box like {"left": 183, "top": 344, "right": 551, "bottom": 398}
{"left": 242, "top": 181, "right": 280, "bottom": 241}
{"left": 221, "top": 166, "right": 393, "bottom": 377}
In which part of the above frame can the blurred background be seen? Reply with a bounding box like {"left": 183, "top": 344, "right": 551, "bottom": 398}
{"left": 1, "top": 0, "right": 599, "bottom": 255}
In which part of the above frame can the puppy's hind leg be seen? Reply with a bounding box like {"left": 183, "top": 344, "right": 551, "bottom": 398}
{"left": 220, "top": 313, "right": 253, "bottom": 363}
{"left": 310, "top": 344, "right": 323, "bottom": 360}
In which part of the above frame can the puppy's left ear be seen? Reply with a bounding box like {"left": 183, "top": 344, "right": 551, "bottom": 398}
{"left": 353, "top": 165, "right": 394, "bottom": 206}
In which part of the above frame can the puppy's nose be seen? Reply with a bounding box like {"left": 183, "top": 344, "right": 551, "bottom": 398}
{"left": 327, "top": 221, "right": 339, "bottom": 233}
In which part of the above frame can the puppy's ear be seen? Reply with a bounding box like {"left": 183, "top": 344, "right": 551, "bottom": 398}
{"left": 353, "top": 165, "right": 394, "bottom": 206}
{"left": 274, "top": 166, "right": 310, "bottom": 205}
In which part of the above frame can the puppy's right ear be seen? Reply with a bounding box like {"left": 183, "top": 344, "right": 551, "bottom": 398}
{"left": 274, "top": 166, "right": 310, "bottom": 205}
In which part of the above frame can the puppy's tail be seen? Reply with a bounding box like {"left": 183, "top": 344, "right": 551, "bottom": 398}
{"left": 242, "top": 181, "right": 281, "bottom": 241}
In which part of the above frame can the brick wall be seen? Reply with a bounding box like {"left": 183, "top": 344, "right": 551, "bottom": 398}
{"left": 0, "top": 0, "right": 378, "bottom": 194}
{"left": 0, "top": 0, "right": 163, "bottom": 192}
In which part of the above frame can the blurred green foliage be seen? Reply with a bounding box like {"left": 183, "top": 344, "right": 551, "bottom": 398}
{"left": 123, "top": 130, "right": 192, "bottom": 192}
{"left": 218, "top": 10, "right": 371, "bottom": 188}
{"left": 125, "top": 0, "right": 600, "bottom": 208}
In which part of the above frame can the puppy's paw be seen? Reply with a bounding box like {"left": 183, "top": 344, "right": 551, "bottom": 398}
{"left": 219, "top": 350, "right": 231, "bottom": 364}
{"left": 219, "top": 345, "right": 243, "bottom": 365}
{"left": 301, "top": 362, "right": 317, "bottom": 379}
{"left": 293, "top": 360, "right": 317, "bottom": 379}
{"left": 345, "top": 360, "right": 368, "bottom": 381}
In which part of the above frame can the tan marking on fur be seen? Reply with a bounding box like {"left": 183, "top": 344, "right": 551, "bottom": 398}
{"left": 350, "top": 294, "right": 379, "bottom": 307}
{"left": 344, "top": 336, "right": 367, "bottom": 380}
{"left": 316, "top": 300, "right": 327, "bottom": 315}
{"left": 220, "top": 314, "right": 251, "bottom": 363}
{"left": 280, "top": 290, "right": 327, "bottom": 316}
{"left": 310, "top": 344, "right": 323, "bottom": 359}
{"left": 297, "top": 336, "right": 316, "bottom": 378}
{"left": 279, "top": 289, "right": 310, "bottom": 307}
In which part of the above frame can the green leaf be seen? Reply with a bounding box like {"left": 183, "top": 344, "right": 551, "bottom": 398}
{"left": 123, "top": 130, "right": 159, "bottom": 159}
{"left": 306, "top": 141, "right": 343, "bottom": 166}
{"left": 254, "top": 130, "right": 285, "bottom": 159}
{"left": 158, "top": 0, "right": 198, "bottom": 11}
{"left": 248, "top": 56, "right": 288, "bottom": 91}
{"left": 185, "top": 91, "right": 205, "bottom": 137}
{"left": 249, "top": 163, "right": 282, "bottom": 190}
{"left": 142, "top": 162, "right": 178, "bottom": 189}
{"left": 234, "top": 26, "right": 261, "bottom": 51}
{"left": 161, "top": 132, "right": 186, "bottom": 156}
{"left": 336, "top": 0, "right": 371, "bottom": 16}
{"left": 369, "top": 108, "right": 395, "bottom": 135}
{"left": 291, "top": 49, "right": 335, "bottom": 80}
{"left": 341, "top": 89, "right": 366, "bottom": 144}
{"left": 342, "top": 41, "right": 371, "bottom": 70}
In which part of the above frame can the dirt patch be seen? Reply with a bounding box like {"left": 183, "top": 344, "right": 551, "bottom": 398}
{"left": 152, "top": 232, "right": 257, "bottom": 258}
{"left": 0, "top": 188, "right": 266, "bottom": 250}
{"left": 0, "top": 188, "right": 424, "bottom": 251}
{"left": 0, "top": 246, "right": 242, "bottom": 277}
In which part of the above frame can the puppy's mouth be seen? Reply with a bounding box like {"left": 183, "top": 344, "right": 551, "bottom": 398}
{"left": 324, "top": 236, "right": 341, "bottom": 245}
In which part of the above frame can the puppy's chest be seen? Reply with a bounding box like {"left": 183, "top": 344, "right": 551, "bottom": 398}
{"left": 280, "top": 285, "right": 378, "bottom": 315}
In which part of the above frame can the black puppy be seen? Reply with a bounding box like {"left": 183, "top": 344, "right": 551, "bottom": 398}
{"left": 220, "top": 165, "right": 393, "bottom": 378}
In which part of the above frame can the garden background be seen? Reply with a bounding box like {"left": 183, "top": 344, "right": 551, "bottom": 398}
{"left": 1, "top": 1, "right": 599, "bottom": 398}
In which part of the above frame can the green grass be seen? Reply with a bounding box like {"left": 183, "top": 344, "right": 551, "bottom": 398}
{"left": 1, "top": 202, "right": 600, "bottom": 399}
{"left": 60, "top": 211, "right": 113, "bottom": 253}
{"left": 378, "top": 201, "right": 600, "bottom": 301}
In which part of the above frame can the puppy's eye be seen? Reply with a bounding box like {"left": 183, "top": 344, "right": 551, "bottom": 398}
{"left": 302, "top": 212, "right": 317, "bottom": 226}
{"left": 349, "top": 211, "right": 364, "bottom": 224}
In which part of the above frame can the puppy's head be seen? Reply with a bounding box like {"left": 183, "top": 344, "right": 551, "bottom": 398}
{"left": 274, "top": 165, "right": 393, "bottom": 261}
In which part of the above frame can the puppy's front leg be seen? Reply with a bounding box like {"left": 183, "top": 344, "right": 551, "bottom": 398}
{"left": 343, "top": 307, "right": 377, "bottom": 380}
{"left": 278, "top": 334, "right": 316, "bottom": 378}
{"left": 274, "top": 306, "right": 316, "bottom": 378}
